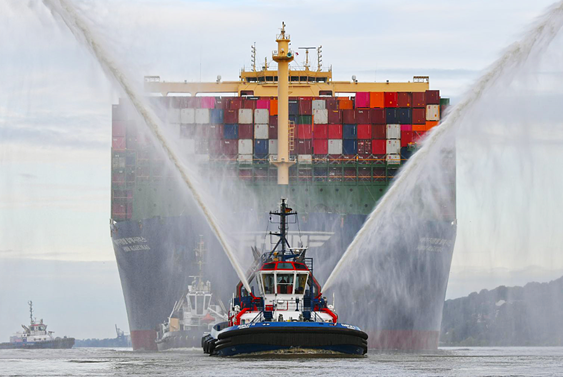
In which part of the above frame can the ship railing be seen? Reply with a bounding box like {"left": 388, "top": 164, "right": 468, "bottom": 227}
{"left": 249, "top": 312, "right": 265, "bottom": 324}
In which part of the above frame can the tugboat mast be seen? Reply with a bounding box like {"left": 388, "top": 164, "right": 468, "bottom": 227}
{"left": 269, "top": 198, "right": 296, "bottom": 259}
{"left": 28, "top": 301, "right": 34, "bottom": 325}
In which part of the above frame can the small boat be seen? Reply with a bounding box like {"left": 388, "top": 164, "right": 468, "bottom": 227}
{"left": 0, "top": 301, "right": 75, "bottom": 349}
{"left": 156, "top": 237, "right": 227, "bottom": 351}
{"left": 202, "top": 199, "right": 368, "bottom": 356}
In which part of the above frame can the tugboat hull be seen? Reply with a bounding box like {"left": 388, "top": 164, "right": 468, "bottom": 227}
{"left": 156, "top": 329, "right": 207, "bottom": 351}
{"left": 204, "top": 322, "right": 367, "bottom": 356}
{"left": 0, "top": 337, "right": 75, "bottom": 349}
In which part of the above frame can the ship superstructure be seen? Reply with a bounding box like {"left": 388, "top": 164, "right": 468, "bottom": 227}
{"left": 110, "top": 24, "right": 455, "bottom": 351}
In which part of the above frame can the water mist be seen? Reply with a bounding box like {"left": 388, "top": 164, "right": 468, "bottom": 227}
{"left": 322, "top": 1, "right": 563, "bottom": 348}
{"left": 41, "top": 0, "right": 253, "bottom": 292}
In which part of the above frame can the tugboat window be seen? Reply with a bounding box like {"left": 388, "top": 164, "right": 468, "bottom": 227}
{"left": 295, "top": 274, "right": 308, "bottom": 294}
{"left": 196, "top": 295, "right": 204, "bottom": 315}
{"left": 276, "top": 273, "right": 294, "bottom": 294}
{"left": 262, "top": 274, "right": 275, "bottom": 294}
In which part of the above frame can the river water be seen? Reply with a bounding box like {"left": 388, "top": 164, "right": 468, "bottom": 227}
{"left": 1, "top": 347, "right": 562, "bottom": 376}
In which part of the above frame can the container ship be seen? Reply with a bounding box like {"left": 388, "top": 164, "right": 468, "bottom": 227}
{"left": 110, "top": 24, "right": 456, "bottom": 351}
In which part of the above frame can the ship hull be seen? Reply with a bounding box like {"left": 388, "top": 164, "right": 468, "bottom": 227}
{"left": 0, "top": 338, "right": 75, "bottom": 349}
{"left": 112, "top": 211, "right": 455, "bottom": 351}
{"left": 156, "top": 329, "right": 207, "bottom": 351}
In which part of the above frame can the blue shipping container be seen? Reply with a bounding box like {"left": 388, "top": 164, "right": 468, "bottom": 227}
{"left": 223, "top": 124, "right": 238, "bottom": 140}
{"left": 343, "top": 139, "right": 357, "bottom": 155}
{"left": 289, "top": 114, "right": 297, "bottom": 125}
{"left": 289, "top": 101, "right": 299, "bottom": 116}
{"left": 210, "top": 109, "right": 224, "bottom": 124}
{"left": 254, "top": 139, "right": 269, "bottom": 156}
{"left": 386, "top": 108, "right": 399, "bottom": 124}
{"left": 343, "top": 124, "right": 357, "bottom": 140}
{"left": 398, "top": 108, "right": 412, "bottom": 124}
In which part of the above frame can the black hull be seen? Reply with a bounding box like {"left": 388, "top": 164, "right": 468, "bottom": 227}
{"left": 0, "top": 338, "right": 75, "bottom": 349}
{"left": 156, "top": 330, "right": 205, "bottom": 351}
{"left": 204, "top": 325, "right": 367, "bottom": 356}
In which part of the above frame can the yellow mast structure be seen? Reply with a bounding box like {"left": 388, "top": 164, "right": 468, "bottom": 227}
{"left": 270, "top": 22, "right": 295, "bottom": 185}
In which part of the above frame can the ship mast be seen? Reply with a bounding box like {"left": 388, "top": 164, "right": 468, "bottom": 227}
{"left": 28, "top": 301, "right": 34, "bottom": 325}
{"left": 269, "top": 198, "right": 296, "bottom": 260}
{"left": 271, "top": 22, "right": 296, "bottom": 185}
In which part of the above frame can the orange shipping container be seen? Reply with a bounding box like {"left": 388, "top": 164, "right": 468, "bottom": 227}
{"left": 412, "top": 121, "right": 438, "bottom": 132}
{"left": 270, "top": 99, "right": 278, "bottom": 116}
{"left": 369, "top": 92, "right": 385, "bottom": 108}
{"left": 338, "top": 98, "right": 354, "bottom": 110}
{"left": 425, "top": 121, "right": 439, "bottom": 129}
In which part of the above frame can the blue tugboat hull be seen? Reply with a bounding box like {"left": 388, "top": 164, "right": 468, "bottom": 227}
{"left": 204, "top": 322, "right": 367, "bottom": 356}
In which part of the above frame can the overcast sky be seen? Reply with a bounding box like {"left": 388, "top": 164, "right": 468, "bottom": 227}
{"left": 1, "top": 0, "right": 563, "bottom": 340}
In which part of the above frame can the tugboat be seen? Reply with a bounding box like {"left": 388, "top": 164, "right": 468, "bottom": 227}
{"left": 155, "top": 237, "right": 227, "bottom": 351}
{"left": 202, "top": 199, "right": 368, "bottom": 356}
{"left": 0, "top": 301, "right": 75, "bottom": 349}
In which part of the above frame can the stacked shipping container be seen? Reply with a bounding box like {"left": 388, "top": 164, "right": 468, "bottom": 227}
{"left": 111, "top": 91, "right": 444, "bottom": 218}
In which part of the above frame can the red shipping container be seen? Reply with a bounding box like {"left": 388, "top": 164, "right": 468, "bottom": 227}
{"left": 326, "top": 97, "right": 338, "bottom": 110}
{"left": 226, "top": 97, "right": 242, "bottom": 112}
{"left": 297, "top": 139, "right": 312, "bottom": 154}
{"left": 370, "top": 108, "right": 386, "bottom": 124}
{"left": 425, "top": 90, "right": 440, "bottom": 104}
{"left": 413, "top": 131, "right": 427, "bottom": 143}
{"left": 412, "top": 92, "right": 426, "bottom": 107}
{"left": 412, "top": 108, "right": 426, "bottom": 124}
{"left": 256, "top": 99, "right": 270, "bottom": 109}
{"left": 328, "top": 110, "right": 342, "bottom": 124}
{"left": 239, "top": 124, "right": 253, "bottom": 139}
{"left": 342, "top": 109, "right": 355, "bottom": 124}
{"left": 401, "top": 124, "right": 412, "bottom": 131}
{"left": 401, "top": 131, "right": 413, "bottom": 147}
{"left": 313, "top": 139, "right": 328, "bottom": 155}
{"left": 214, "top": 98, "right": 226, "bottom": 110}
{"left": 313, "top": 124, "right": 328, "bottom": 139}
{"left": 355, "top": 109, "right": 371, "bottom": 124}
{"left": 372, "top": 139, "right": 386, "bottom": 154}
{"left": 372, "top": 124, "right": 386, "bottom": 139}
{"left": 224, "top": 109, "right": 238, "bottom": 123}
{"left": 200, "top": 97, "right": 216, "bottom": 109}
{"left": 112, "top": 137, "right": 126, "bottom": 151}
{"left": 112, "top": 121, "right": 126, "bottom": 137}
{"left": 357, "top": 139, "right": 372, "bottom": 156}
{"left": 357, "top": 124, "right": 372, "bottom": 139}
{"left": 268, "top": 124, "right": 278, "bottom": 139}
{"left": 328, "top": 124, "right": 343, "bottom": 139}
{"left": 112, "top": 171, "right": 125, "bottom": 184}
{"left": 242, "top": 99, "right": 256, "bottom": 110}
{"left": 384, "top": 92, "right": 398, "bottom": 107}
{"left": 221, "top": 140, "right": 238, "bottom": 156}
{"left": 355, "top": 92, "right": 370, "bottom": 108}
{"left": 398, "top": 92, "right": 412, "bottom": 107}
{"left": 298, "top": 124, "right": 312, "bottom": 139}
{"left": 269, "top": 115, "right": 278, "bottom": 126}
{"left": 208, "top": 124, "right": 223, "bottom": 139}
{"left": 298, "top": 98, "right": 312, "bottom": 115}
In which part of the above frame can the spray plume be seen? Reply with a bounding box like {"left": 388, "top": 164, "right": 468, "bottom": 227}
{"left": 324, "top": 1, "right": 563, "bottom": 291}
{"left": 41, "top": 0, "right": 252, "bottom": 293}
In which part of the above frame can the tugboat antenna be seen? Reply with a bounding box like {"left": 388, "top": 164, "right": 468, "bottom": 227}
{"left": 268, "top": 198, "right": 297, "bottom": 260}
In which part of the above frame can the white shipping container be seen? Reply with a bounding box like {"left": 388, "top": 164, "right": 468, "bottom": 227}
{"left": 167, "top": 108, "right": 181, "bottom": 124}
{"left": 426, "top": 105, "right": 440, "bottom": 121}
{"left": 313, "top": 109, "right": 328, "bottom": 124}
{"left": 195, "top": 109, "right": 210, "bottom": 124}
{"left": 238, "top": 139, "right": 253, "bottom": 155}
{"left": 328, "top": 139, "right": 343, "bottom": 154}
{"left": 386, "top": 154, "right": 401, "bottom": 165}
{"left": 312, "top": 99, "right": 326, "bottom": 110}
{"left": 386, "top": 139, "right": 401, "bottom": 154}
{"left": 298, "top": 154, "right": 313, "bottom": 164}
{"left": 239, "top": 109, "right": 253, "bottom": 124}
{"left": 386, "top": 124, "right": 401, "bottom": 139}
{"left": 181, "top": 139, "right": 196, "bottom": 155}
{"left": 180, "top": 108, "right": 195, "bottom": 124}
{"left": 237, "top": 154, "right": 253, "bottom": 164}
{"left": 254, "top": 109, "right": 269, "bottom": 124}
{"left": 254, "top": 124, "right": 269, "bottom": 139}
{"left": 268, "top": 139, "right": 278, "bottom": 155}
